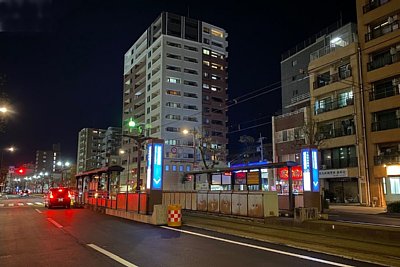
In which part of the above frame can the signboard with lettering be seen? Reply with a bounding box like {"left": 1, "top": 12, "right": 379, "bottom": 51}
{"left": 234, "top": 171, "right": 247, "bottom": 185}
{"left": 247, "top": 171, "right": 260, "bottom": 185}
{"left": 311, "top": 148, "right": 319, "bottom": 192}
{"left": 152, "top": 143, "right": 163, "bottom": 190}
{"left": 302, "top": 149, "right": 311, "bottom": 191}
{"left": 146, "top": 144, "right": 152, "bottom": 190}
{"left": 319, "top": 169, "right": 348, "bottom": 178}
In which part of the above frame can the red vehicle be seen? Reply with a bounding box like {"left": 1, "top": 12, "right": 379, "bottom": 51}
{"left": 44, "top": 187, "right": 72, "bottom": 209}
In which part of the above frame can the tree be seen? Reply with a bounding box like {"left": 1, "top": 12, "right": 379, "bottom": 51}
{"left": 238, "top": 135, "right": 255, "bottom": 163}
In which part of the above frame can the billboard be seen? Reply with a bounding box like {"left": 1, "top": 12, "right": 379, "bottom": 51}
{"left": 146, "top": 141, "right": 164, "bottom": 190}
{"left": 301, "top": 147, "right": 319, "bottom": 192}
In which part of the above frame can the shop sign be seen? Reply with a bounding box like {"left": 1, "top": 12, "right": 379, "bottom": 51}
{"left": 301, "top": 147, "right": 319, "bottom": 192}
{"left": 302, "top": 149, "right": 311, "bottom": 191}
{"left": 234, "top": 171, "right": 247, "bottom": 185}
{"left": 247, "top": 171, "right": 260, "bottom": 185}
{"left": 319, "top": 169, "right": 348, "bottom": 178}
{"left": 278, "top": 166, "right": 303, "bottom": 180}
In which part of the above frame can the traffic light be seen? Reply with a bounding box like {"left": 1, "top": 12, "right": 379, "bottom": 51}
{"left": 15, "top": 167, "right": 26, "bottom": 176}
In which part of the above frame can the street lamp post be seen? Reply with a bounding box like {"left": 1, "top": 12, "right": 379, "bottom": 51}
{"left": 182, "top": 128, "right": 197, "bottom": 167}
{"left": 119, "top": 149, "right": 131, "bottom": 211}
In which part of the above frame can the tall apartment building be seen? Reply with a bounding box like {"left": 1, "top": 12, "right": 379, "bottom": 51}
{"left": 76, "top": 128, "right": 106, "bottom": 173}
{"left": 122, "top": 12, "right": 229, "bottom": 190}
{"left": 101, "top": 127, "right": 122, "bottom": 167}
{"left": 356, "top": 0, "right": 400, "bottom": 205}
{"left": 35, "top": 143, "right": 61, "bottom": 174}
{"left": 308, "top": 23, "right": 369, "bottom": 204}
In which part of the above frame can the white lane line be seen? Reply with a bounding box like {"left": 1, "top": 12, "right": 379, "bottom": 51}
{"left": 336, "top": 220, "right": 400, "bottom": 228}
{"left": 27, "top": 203, "right": 33, "bottom": 205}
{"left": 35, "top": 209, "right": 42, "bottom": 214}
{"left": 8, "top": 203, "right": 14, "bottom": 207}
{"left": 35, "top": 202, "right": 44, "bottom": 205}
{"left": 17, "top": 203, "right": 24, "bottom": 206}
{"left": 47, "top": 218, "right": 63, "bottom": 229}
{"left": 0, "top": 204, "right": 4, "bottom": 207}
{"left": 87, "top": 244, "right": 138, "bottom": 267}
{"left": 160, "top": 226, "right": 354, "bottom": 267}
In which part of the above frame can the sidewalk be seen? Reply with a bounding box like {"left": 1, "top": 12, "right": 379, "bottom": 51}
{"left": 327, "top": 204, "right": 387, "bottom": 215}
{"left": 182, "top": 211, "right": 400, "bottom": 267}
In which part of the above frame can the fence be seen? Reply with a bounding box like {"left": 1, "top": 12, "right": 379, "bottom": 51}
{"left": 84, "top": 191, "right": 148, "bottom": 213}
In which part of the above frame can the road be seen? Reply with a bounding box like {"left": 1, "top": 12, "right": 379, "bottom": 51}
{"left": 0, "top": 196, "right": 381, "bottom": 267}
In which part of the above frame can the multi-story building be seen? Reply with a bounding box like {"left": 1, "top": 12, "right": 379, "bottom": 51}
{"left": 101, "top": 127, "right": 122, "bottom": 167}
{"left": 308, "top": 23, "right": 369, "bottom": 204}
{"left": 35, "top": 143, "right": 60, "bottom": 174}
{"left": 76, "top": 128, "right": 106, "bottom": 173}
{"left": 122, "top": 12, "right": 229, "bottom": 190}
{"left": 356, "top": 0, "right": 400, "bottom": 205}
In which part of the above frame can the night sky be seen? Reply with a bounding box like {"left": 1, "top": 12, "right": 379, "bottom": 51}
{"left": 0, "top": 0, "right": 356, "bottom": 167}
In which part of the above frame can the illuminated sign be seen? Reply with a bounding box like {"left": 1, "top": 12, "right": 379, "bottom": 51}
{"left": 146, "top": 144, "right": 152, "bottom": 190}
{"left": 311, "top": 148, "right": 319, "bottom": 192}
{"left": 234, "top": 171, "right": 247, "bottom": 185}
{"left": 152, "top": 143, "right": 163, "bottom": 190}
{"left": 278, "top": 166, "right": 303, "bottom": 180}
{"left": 387, "top": 165, "right": 400, "bottom": 176}
{"left": 302, "top": 149, "right": 311, "bottom": 191}
{"left": 247, "top": 171, "right": 260, "bottom": 185}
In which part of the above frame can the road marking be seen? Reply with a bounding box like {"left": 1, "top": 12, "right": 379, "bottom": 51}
{"left": 336, "top": 220, "right": 400, "bottom": 228}
{"left": 35, "top": 202, "right": 44, "bottom": 205}
{"left": 160, "top": 226, "right": 354, "bottom": 267}
{"left": 47, "top": 218, "right": 63, "bottom": 228}
{"left": 27, "top": 202, "right": 33, "bottom": 205}
{"left": 35, "top": 209, "right": 42, "bottom": 214}
{"left": 0, "top": 204, "right": 4, "bottom": 207}
{"left": 8, "top": 203, "right": 14, "bottom": 207}
{"left": 17, "top": 203, "right": 24, "bottom": 206}
{"left": 87, "top": 244, "right": 138, "bottom": 267}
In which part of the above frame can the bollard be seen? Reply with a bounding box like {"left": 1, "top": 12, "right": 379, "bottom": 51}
{"left": 167, "top": 204, "right": 182, "bottom": 227}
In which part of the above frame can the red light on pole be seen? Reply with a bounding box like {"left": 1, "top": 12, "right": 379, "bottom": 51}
{"left": 16, "top": 167, "right": 26, "bottom": 175}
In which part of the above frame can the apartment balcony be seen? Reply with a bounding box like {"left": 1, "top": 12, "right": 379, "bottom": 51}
{"left": 314, "top": 97, "right": 354, "bottom": 115}
{"left": 367, "top": 52, "right": 400, "bottom": 71}
{"left": 318, "top": 126, "right": 355, "bottom": 140}
{"left": 313, "top": 68, "right": 352, "bottom": 89}
{"left": 363, "top": 0, "right": 389, "bottom": 13}
{"left": 369, "top": 85, "right": 400, "bottom": 101}
{"left": 374, "top": 154, "right": 400, "bottom": 165}
{"left": 366, "top": 21, "right": 400, "bottom": 42}
{"left": 371, "top": 118, "right": 400, "bottom": 131}
{"left": 321, "top": 157, "right": 358, "bottom": 169}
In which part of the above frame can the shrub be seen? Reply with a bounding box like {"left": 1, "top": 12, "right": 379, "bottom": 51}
{"left": 387, "top": 201, "right": 400, "bottom": 213}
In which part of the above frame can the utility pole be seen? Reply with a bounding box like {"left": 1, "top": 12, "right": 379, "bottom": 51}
{"left": 258, "top": 133, "right": 265, "bottom": 162}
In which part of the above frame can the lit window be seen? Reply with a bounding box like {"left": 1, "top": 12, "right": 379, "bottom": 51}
{"left": 179, "top": 165, "right": 184, "bottom": 172}
{"left": 165, "top": 165, "right": 170, "bottom": 171}
{"left": 186, "top": 165, "right": 191, "bottom": 172}
{"left": 211, "top": 29, "right": 224, "bottom": 38}
{"left": 383, "top": 178, "right": 387, "bottom": 195}
{"left": 167, "top": 77, "right": 181, "bottom": 84}
{"left": 203, "top": 84, "right": 209, "bottom": 89}
{"left": 203, "top": 27, "right": 210, "bottom": 34}
{"left": 390, "top": 178, "right": 400, "bottom": 194}
{"left": 172, "top": 165, "right": 177, "bottom": 171}
{"left": 203, "top": 60, "right": 210, "bottom": 66}
{"left": 203, "top": 49, "right": 210, "bottom": 55}
{"left": 166, "top": 90, "right": 181, "bottom": 96}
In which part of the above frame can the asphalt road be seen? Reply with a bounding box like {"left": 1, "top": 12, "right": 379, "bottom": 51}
{"left": 0, "top": 196, "right": 381, "bottom": 267}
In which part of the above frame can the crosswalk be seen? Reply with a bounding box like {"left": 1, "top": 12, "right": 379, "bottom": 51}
{"left": 0, "top": 202, "right": 44, "bottom": 208}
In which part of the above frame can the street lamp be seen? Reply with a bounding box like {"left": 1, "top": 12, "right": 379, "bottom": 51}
{"left": 182, "top": 128, "right": 197, "bottom": 167}
{"left": 57, "top": 161, "right": 71, "bottom": 186}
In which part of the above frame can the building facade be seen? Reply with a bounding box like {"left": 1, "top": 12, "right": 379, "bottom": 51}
{"left": 76, "top": 128, "right": 106, "bottom": 173}
{"left": 122, "top": 12, "right": 229, "bottom": 190}
{"left": 356, "top": 0, "right": 400, "bottom": 205}
{"left": 35, "top": 143, "right": 61, "bottom": 174}
{"left": 308, "top": 23, "right": 369, "bottom": 204}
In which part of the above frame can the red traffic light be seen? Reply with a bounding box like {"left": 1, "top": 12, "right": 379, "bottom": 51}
{"left": 16, "top": 167, "right": 26, "bottom": 175}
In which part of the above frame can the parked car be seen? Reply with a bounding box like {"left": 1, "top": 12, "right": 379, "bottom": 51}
{"left": 44, "top": 187, "right": 72, "bottom": 209}
{"left": 19, "top": 189, "right": 30, "bottom": 197}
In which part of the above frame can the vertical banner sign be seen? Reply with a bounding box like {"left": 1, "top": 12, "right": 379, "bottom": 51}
{"left": 302, "top": 148, "right": 311, "bottom": 191}
{"left": 151, "top": 143, "right": 163, "bottom": 190}
{"left": 311, "top": 148, "right": 319, "bottom": 192}
{"left": 146, "top": 144, "right": 152, "bottom": 190}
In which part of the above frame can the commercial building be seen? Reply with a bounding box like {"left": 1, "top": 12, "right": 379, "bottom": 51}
{"left": 35, "top": 143, "right": 61, "bottom": 174}
{"left": 122, "top": 12, "right": 228, "bottom": 190}
{"left": 356, "top": 0, "right": 400, "bottom": 205}
{"left": 308, "top": 23, "right": 369, "bottom": 204}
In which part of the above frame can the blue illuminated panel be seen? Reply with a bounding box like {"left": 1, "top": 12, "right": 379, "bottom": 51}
{"left": 311, "top": 148, "right": 319, "bottom": 192}
{"left": 152, "top": 143, "right": 163, "bottom": 190}
{"left": 302, "top": 149, "right": 311, "bottom": 191}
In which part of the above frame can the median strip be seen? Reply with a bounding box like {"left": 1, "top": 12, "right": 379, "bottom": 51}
{"left": 87, "top": 244, "right": 138, "bottom": 267}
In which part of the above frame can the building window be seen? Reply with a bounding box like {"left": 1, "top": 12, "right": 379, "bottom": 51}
{"left": 390, "top": 178, "right": 400, "bottom": 194}
{"left": 186, "top": 165, "right": 191, "bottom": 172}
{"left": 166, "top": 53, "right": 181, "bottom": 60}
{"left": 203, "top": 83, "right": 210, "bottom": 89}
{"left": 166, "top": 41, "right": 181, "bottom": 48}
{"left": 165, "top": 114, "right": 181, "bottom": 120}
{"left": 179, "top": 165, "right": 184, "bottom": 172}
{"left": 166, "top": 90, "right": 181, "bottom": 96}
{"left": 183, "top": 80, "right": 198, "bottom": 86}
{"left": 203, "top": 38, "right": 210, "bottom": 44}
{"left": 166, "top": 127, "right": 180, "bottom": 132}
{"left": 203, "top": 27, "right": 210, "bottom": 34}
{"left": 166, "top": 102, "right": 181, "bottom": 108}
{"left": 203, "top": 48, "right": 210, "bottom": 55}
{"left": 167, "top": 77, "right": 181, "bottom": 84}
{"left": 211, "top": 29, "right": 224, "bottom": 38}
{"left": 184, "top": 68, "right": 198, "bottom": 75}
{"left": 165, "top": 165, "right": 170, "bottom": 171}
{"left": 203, "top": 60, "right": 210, "bottom": 66}
{"left": 184, "top": 45, "right": 198, "bottom": 52}
{"left": 183, "top": 92, "right": 198, "bottom": 98}
{"left": 166, "top": 65, "right": 181, "bottom": 72}
{"left": 184, "top": 57, "right": 198, "bottom": 63}
{"left": 172, "top": 165, "right": 177, "bottom": 172}
{"left": 292, "top": 60, "right": 297, "bottom": 67}
{"left": 383, "top": 178, "right": 387, "bottom": 195}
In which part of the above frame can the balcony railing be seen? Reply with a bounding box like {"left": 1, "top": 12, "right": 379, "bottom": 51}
{"left": 363, "top": 0, "right": 389, "bottom": 13}
{"left": 369, "top": 84, "right": 400, "bottom": 101}
{"left": 371, "top": 118, "right": 400, "bottom": 131}
{"left": 374, "top": 154, "right": 400, "bottom": 165}
{"left": 318, "top": 125, "right": 355, "bottom": 140}
{"left": 313, "top": 68, "right": 352, "bottom": 89}
{"left": 314, "top": 97, "right": 354, "bottom": 115}
{"left": 366, "top": 21, "right": 400, "bottom": 42}
{"left": 310, "top": 34, "right": 355, "bottom": 61}
{"left": 367, "top": 52, "right": 400, "bottom": 71}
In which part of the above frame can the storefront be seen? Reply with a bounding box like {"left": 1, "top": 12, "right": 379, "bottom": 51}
{"left": 319, "top": 169, "right": 359, "bottom": 203}
{"left": 276, "top": 166, "right": 303, "bottom": 194}
{"left": 383, "top": 165, "right": 400, "bottom": 203}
